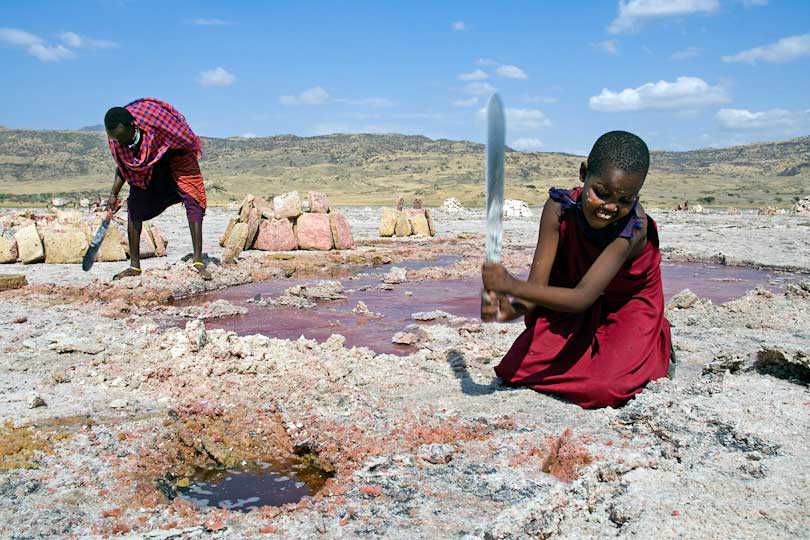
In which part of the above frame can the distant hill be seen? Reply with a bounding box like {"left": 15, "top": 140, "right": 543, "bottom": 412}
{"left": 0, "top": 129, "right": 807, "bottom": 207}
{"left": 78, "top": 124, "right": 104, "bottom": 132}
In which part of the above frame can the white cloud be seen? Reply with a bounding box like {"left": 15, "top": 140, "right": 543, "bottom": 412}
{"left": 507, "top": 108, "right": 551, "bottom": 129}
{"left": 609, "top": 0, "right": 719, "bottom": 34}
{"left": 451, "top": 21, "right": 466, "bottom": 31}
{"left": 198, "top": 67, "right": 236, "bottom": 87}
{"left": 671, "top": 46, "right": 702, "bottom": 60}
{"left": 512, "top": 138, "right": 544, "bottom": 151}
{"left": 28, "top": 43, "right": 74, "bottom": 62}
{"left": 191, "top": 18, "right": 233, "bottom": 26}
{"left": 589, "top": 76, "right": 728, "bottom": 112}
{"left": 59, "top": 31, "right": 117, "bottom": 49}
{"left": 464, "top": 82, "right": 496, "bottom": 96}
{"left": 476, "top": 58, "right": 498, "bottom": 67}
{"left": 596, "top": 40, "right": 620, "bottom": 55}
{"left": 280, "top": 86, "right": 330, "bottom": 106}
{"left": 479, "top": 107, "right": 551, "bottom": 130}
{"left": 0, "top": 27, "right": 40, "bottom": 46}
{"left": 452, "top": 97, "right": 479, "bottom": 107}
{"left": 716, "top": 108, "right": 805, "bottom": 130}
{"left": 722, "top": 33, "right": 810, "bottom": 64}
{"left": 458, "top": 69, "right": 488, "bottom": 81}
{"left": 0, "top": 27, "right": 75, "bottom": 62}
{"left": 496, "top": 64, "right": 528, "bottom": 79}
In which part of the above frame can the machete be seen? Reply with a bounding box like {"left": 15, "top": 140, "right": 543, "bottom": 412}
{"left": 481, "top": 93, "right": 505, "bottom": 320}
{"left": 82, "top": 208, "right": 114, "bottom": 271}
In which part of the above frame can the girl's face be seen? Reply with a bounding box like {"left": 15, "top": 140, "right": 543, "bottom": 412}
{"left": 580, "top": 163, "right": 644, "bottom": 230}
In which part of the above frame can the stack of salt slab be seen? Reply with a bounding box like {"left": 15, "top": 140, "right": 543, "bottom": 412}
{"left": 0, "top": 210, "right": 167, "bottom": 265}
{"left": 379, "top": 208, "right": 436, "bottom": 238}
{"left": 219, "top": 191, "right": 355, "bottom": 262}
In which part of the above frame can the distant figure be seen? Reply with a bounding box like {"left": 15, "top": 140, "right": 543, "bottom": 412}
{"left": 482, "top": 131, "right": 671, "bottom": 409}
{"left": 396, "top": 197, "right": 405, "bottom": 211}
{"left": 413, "top": 197, "right": 423, "bottom": 209}
{"left": 103, "top": 99, "right": 210, "bottom": 280}
{"left": 683, "top": 200, "right": 689, "bottom": 211}
{"left": 676, "top": 203, "right": 683, "bottom": 211}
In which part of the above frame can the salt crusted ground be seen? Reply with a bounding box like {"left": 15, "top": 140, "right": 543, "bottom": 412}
{"left": 0, "top": 205, "right": 808, "bottom": 539}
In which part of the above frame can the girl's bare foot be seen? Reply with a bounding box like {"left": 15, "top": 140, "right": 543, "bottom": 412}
{"left": 113, "top": 267, "right": 142, "bottom": 280}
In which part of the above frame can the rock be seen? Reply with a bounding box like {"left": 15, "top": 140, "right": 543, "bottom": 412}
{"left": 284, "top": 280, "right": 346, "bottom": 301}
{"left": 791, "top": 197, "right": 810, "bottom": 216}
{"left": 379, "top": 208, "right": 398, "bottom": 237}
{"left": 137, "top": 224, "right": 157, "bottom": 259}
{"left": 383, "top": 266, "right": 407, "bottom": 284}
{"left": 273, "top": 191, "right": 302, "bottom": 219}
{"left": 0, "top": 274, "right": 27, "bottom": 291}
{"left": 391, "top": 332, "right": 418, "bottom": 345}
{"left": 441, "top": 197, "right": 464, "bottom": 214}
{"left": 396, "top": 197, "right": 405, "bottom": 211}
{"left": 703, "top": 352, "right": 746, "bottom": 375}
{"left": 14, "top": 224, "right": 44, "bottom": 264}
{"left": 394, "top": 212, "right": 412, "bottom": 237}
{"left": 691, "top": 204, "right": 705, "bottom": 214}
{"left": 225, "top": 222, "right": 249, "bottom": 251}
{"left": 758, "top": 206, "right": 778, "bottom": 216}
{"left": 219, "top": 217, "right": 238, "bottom": 247}
{"left": 330, "top": 211, "right": 355, "bottom": 250}
{"left": 27, "top": 394, "right": 46, "bottom": 409}
{"left": 726, "top": 207, "right": 742, "bottom": 215}
{"left": 109, "top": 399, "right": 127, "bottom": 409}
{"left": 411, "top": 310, "right": 452, "bottom": 321}
{"left": 42, "top": 228, "right": 88, "bottom": 264}
{"left": 353, "top": 301, "right": 371, "bottom": 315}
{"left": 785, "top": 282, "right": 810, "bottom": 299}
{"left": 55, "top": 210, "right": 83, "bottom": 224}
{"left": 754, "top": 347, "right": 810, "bottom": 383}
{"left": 255, "top": 218, "right": 298, "bottom": 251}
{"left": 180, "top": 299, "right": 248, "bottom": 319}
{"left": 308, "top": 191, "right": 330, "bottom": 213}
{"left": 253, "top": 196, "right": 275, "bottom": 220}
{"left": 417, "top": 443, "right": 456, "bottom": 464}
{"left": 51, "top": 337, "right": 105, "bottom": 355}
{"left": 408, "top": 211, "right": 430, "bottom": 236}
{"left": 149, "top": 224, "right": 168, "bottom": 257}
{"left": 667, "top": 289, "right": 699, "bottom": 310}
{"left": 96, "top": 222, "right": 127, "bottom": 262}
{"left": 0, "top": 231, "right": 18, "bottom": 263}
{"left": 413, "top": 197, "right": 423, "bottom": 210}
{"left": 238, "top": 194, "right": 256, "bottom": 222}
{"left": 425, "top": 209, "right": 436, "bottom": 236}
{"left": 185, "top": 319, "right": 208, "bottom": 352}
{"left": 295, "top": 213, "right": 333, "bottom": 250}
{"left": 504, "top": 199, "right": 534, "bottom": 218}
{"left": 244, "top": 208, "right": 261, "bottom": 249}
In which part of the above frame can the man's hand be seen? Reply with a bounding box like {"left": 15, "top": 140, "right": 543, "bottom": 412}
{"left": 482, "top": 262, "right": 515, "bottom": 295}
{"left": 106, "top": 194, "right": 121, "bottom": 213}
{"left": 481, "top": 289, "right": 499, "bottom": 322}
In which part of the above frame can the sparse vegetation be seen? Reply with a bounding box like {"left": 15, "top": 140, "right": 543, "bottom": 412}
{"left": 0, "top": 130, "right": 807, "bottom": 207}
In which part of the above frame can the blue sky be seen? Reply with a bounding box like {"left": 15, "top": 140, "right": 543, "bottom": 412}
{"left": 1, "top": 0, "right": 808, "bottom": 153}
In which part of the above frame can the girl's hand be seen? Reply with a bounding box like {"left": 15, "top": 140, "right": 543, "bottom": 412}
{"left": 482, "top": 262, "right": 514, "bottom": 294}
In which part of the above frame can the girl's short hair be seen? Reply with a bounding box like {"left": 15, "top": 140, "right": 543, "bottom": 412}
{"left": 588, "top": 131, "right": 649, "bottom": 177}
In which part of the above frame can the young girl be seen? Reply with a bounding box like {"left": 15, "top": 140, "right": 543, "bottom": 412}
{"left": 481, "top": 131, "right": 671, "bottom": 409}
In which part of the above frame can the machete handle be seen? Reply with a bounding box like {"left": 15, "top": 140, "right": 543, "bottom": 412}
{"left": 481, "top": 288, "right": 498, "bottom": 322}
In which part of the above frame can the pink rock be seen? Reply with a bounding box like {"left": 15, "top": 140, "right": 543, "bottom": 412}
{"left": 308, "top": 191, "right": 331, "bottom": 213}
{"left": 330, "top": 211, "right": 355, "bottom": 250}
{"left": 255, "top": 218, "right": 298, "bottom": 251}
{"left": 149, "top": 224, "right": 168, "bottom": 257}
{"left": 295, "top": 213, "right": 333, "bottom": 251}
{"left": 244, "top": 208, "right": 261, "bottom": 249}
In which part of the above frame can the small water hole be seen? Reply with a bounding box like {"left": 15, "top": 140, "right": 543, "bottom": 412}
{"left": 172, "top": 454, "right": 332, "bottom": 511}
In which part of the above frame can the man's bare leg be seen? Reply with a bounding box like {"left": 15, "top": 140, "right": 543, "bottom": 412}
{"left": 189, "top": 220, "right": 211, "bottom": 280}
{"left": 113, "top": 219, "right": 143, "bottom": 280}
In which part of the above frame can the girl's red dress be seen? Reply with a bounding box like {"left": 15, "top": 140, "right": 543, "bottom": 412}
{"left": 494, "top": 187, "right": 671, "bottom": 409}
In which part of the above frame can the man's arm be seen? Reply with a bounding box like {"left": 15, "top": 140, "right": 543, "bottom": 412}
{"left": 107, "top": 168, "right": 124, "bottom": 210}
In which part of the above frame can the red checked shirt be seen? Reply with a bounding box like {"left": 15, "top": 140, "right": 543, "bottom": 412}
{"left": 108, "top": 98, "right": 203, "bottom": 189}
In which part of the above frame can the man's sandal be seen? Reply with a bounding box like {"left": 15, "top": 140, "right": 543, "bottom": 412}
{"left": 193, "top": 261, "right": 213, "bottom": 281}
{"left": 113, "top": 267, "right": 142, "bottom": 280}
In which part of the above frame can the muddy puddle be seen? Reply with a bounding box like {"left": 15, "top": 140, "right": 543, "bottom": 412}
{"left": 175, "top": 459, "right": 330, "bottom": 511}
{"left": 169, "top": 260, "right": 804, "bottom": 355}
